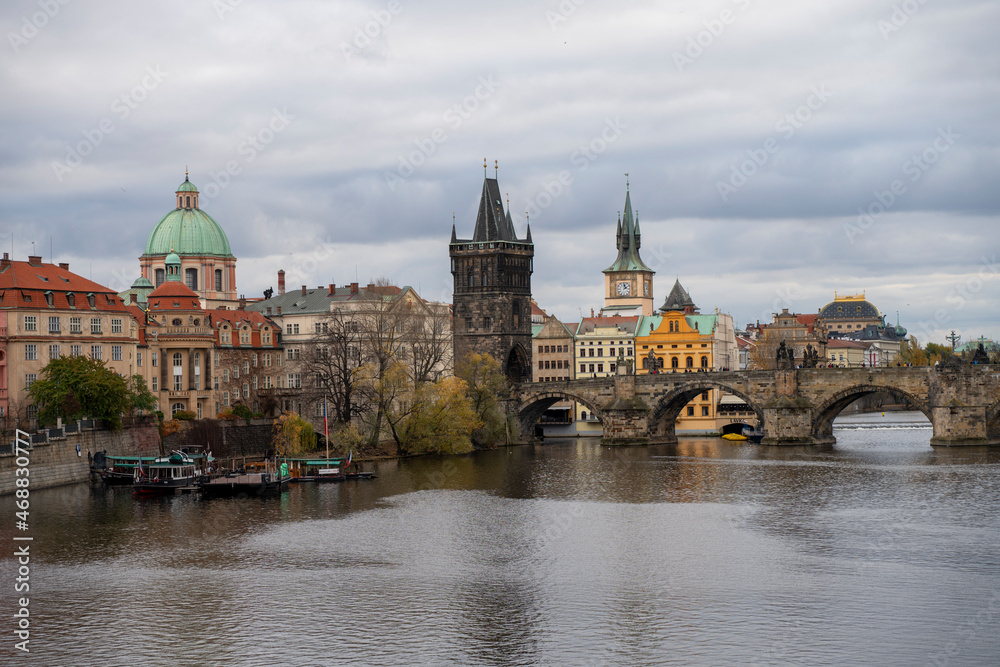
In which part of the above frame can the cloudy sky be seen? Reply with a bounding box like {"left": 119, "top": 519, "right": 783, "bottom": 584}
{"left": 3, "top": 0, "right": 998, "bottom": 345}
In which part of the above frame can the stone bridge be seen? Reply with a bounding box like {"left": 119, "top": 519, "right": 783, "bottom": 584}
{"left": 513, "top": 366, "right": 1000, "bottom": 446}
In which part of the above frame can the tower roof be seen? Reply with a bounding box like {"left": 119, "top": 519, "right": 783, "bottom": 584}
{"left": 603, "top": 186, "right": 654, "bottom": 274}
{"left": 472, "top": 177, "right": 520, "bottom": 242}
{"left": 660, "top": 279, "right": 696, "bottom": 312}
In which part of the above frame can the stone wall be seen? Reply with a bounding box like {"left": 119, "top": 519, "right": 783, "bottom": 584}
{"left": 161, "top": 418, "right": 273, "bottom": 458}
{"left": 0, "top": 423, "right": 160, "bottom": 495}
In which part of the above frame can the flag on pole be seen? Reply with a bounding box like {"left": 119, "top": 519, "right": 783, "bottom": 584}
{"left": 346, "top": 450, "right": 352, "bottom": 469}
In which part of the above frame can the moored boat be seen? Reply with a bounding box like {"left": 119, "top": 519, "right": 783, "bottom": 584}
{"left": 201, "top": 459, "right": 290, "bottom": 498}
{"left": 132, "top": 451, "right": 203, "bottom": 496}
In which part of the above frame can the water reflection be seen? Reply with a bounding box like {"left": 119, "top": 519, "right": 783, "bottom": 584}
{"left": 2, "top": 412, "right": 999, "bottom": 666}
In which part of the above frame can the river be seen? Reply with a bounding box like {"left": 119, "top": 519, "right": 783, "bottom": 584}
{"left": 2, "top": 411, "right": 1000, "bottom": 666}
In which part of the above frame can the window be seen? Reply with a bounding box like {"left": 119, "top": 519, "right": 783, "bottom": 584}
{"left": 253, "top": 353, "right": 258, "bottom": 367}
{"left": 287, "top": 348, "right": 300, "bottom": 361}
{"left": 286, "top": 323, "right": 299, "bottom": 335}
{"left": 152, "top": 352, "right": 158, "bottom": 367}
{"left": 185, "top": 268, "right": 198, "bottom": 291}
{"left": 701, "top": 392, "right": 709, "bottom": 401}
{"left": 174, "top": 373, "right": 183, "bottom": 391}
{"left": 155, "top": 268, "right": 165, "bottom": 286}
{"left": 262, "top": 329, "right": 271, "bottom": 345}
{"left": 672, "top": 357, "right": 679, "bottom": 369}
{"left": 483, "top": 316, "right": 492, "bottom": 331}
{"left": 580, "top": 364, "right": 586, "bottom": 373}
{"left": 171, "top": 403, "right": 185, "bottom": 417}
{"left": 597, "top": 363, "right": 604, "bottom": 373}
{"left": 173, "top": 352, "right": 183, "bottom": 368}
{"left": 233, "top": 366, "right": 239, "bottom": 379}
{"left": 151, "top": 376, "right": 158, "bottom": 391}
{"left": 110, "top": 318, "right": 123, "bottom": 334}
{"left": 91, "top": 318, "right": 102, "bottom": 334}
{"left": 264, "top": 353, "right": 271, "bottom": 367}
{"left": 223, "top": 391, "right": 230, "bottom": 407}
{"left": 252, "top": 376, "right": 258, "bottom": 390}
{"left": 687, "top": 406, "right": 695, "bottom": 416}
{"left": 214, "top": 352, "right": 220, "bottom": 366}
{"left": 214, "top": 376, "right": 219, "bottom": 390}
{"left": 243, "top": 383, "right": 249, "bottom": 399}
{"left": 598, "top": 348, "right": 603, "bottom": 357}
{"left": 224, "top": 369, "right": 230, "bottom": 382}
{"left": 49, "top": 344, "right": 60, "bottom": 360}
{"left": 70, "top": 316, "right": 81, "bottom": 333}
{"left": 24, "top": 316, "right": 37, "bottom": 331}
{"left": 702, "top": 406, "right": 710, "bottom": 416}
{"left": 215, "top": 269, "right": 223, "bottom": 291}
{"left": 70, "top": 344, "right": 81, "bottom": 358}
{"left": 263, "top": 375, "right": 272, "bottom": 389}
{"left": 686, "top": 356, "right": 693, "bottom": 368}
{"left": 588, "top": 364, "right": 595, "bottom": 373}
{"left": 137, "top": 352, "right": 143, "bottom": 367}
{"left": 112, "top": 345, "right": 123, "bottom": 361}
{"left": 539, "top": 361, "right": 544, "bottom": 370}
{"left": 701, "top": 356, "right": 709, "bottom": 368}
{"left": 288, "top": 373, "right": 301, "bottom": 388}
{"left": 48, "top": 316, "right": 60, "bottom": 333}
{"left": 25, "top": 344, "right": 37, "bottom": 361}
{"left": 25, "top": 374, "right": 37, "bottom": 388}
{"left": 240, "top": 328, "right": 250, "bottom": 345}
{"left": 67, "top": 293, "right": 75, "bottom": 307}
{"left": 91, "top": 345, "right": 102, "bottom": 360}
{"left": 243, "top": 361, "right": 250, "bottom": 374}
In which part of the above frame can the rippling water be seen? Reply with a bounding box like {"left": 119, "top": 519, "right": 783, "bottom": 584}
{"left": 3, "top": 412, "right": 1000, "bottom": 666}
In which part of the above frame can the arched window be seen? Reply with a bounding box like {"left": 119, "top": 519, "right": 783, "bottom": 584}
{"left": 701, "top": 356, "right": 709, "bottom": 368}
{"left": 686, "top": 356, "right": 694, "bottom": 368}
{"left": 671, "top": 357, "right": 679, "bottom": 368}
{"left": 214, "top": 269, "right": 223, "bottom": 291}
{"left": 171, "top": 402, "right": 184, "bottom": 417}
{"left": 642, "top": 357, "right": 648, "bottom": 369}
{"left": 669, "top": 321, "right": 675, "bottom": 332}
{"left": 581, "top": 410, "right": 588, "bottom": 420}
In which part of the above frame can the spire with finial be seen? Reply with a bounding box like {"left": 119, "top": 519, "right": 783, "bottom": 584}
{"left": 495, "top": 159, "right": 498, "bottom": 179}
{"left": 483, "top": 157, "right": 487, "bottom": 177}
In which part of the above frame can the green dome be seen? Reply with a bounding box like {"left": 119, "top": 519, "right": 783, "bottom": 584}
{"left": 132, "top": 276, "right": 154, "bottom": 288}
{"left": 143, "top": 208, "right": 233, "bottom": 257}
{"left": 177, "top": 177, "right": 199, "bottom": 192}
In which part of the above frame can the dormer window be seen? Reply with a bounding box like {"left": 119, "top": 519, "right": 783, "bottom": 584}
{"left": 87, "top": 293, "right": 95, "bottom": 308}
{"left": 44, "top": 291, "right": 54, "bottom": 307}
{"left": 67, "top": 293, "right": 75, "bottom": 307}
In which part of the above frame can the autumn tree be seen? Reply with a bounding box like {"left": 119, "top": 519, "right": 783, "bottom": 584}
{"left": 747, "top": 330, "right": 780, "bottom": 370}
{"left": 456, "top": 352, "right": 509, "bottom": 448}
{"left": 399, "top": 377, "right": 480, "bottom": 455}
{"left": 272, "top": 411, "right": 315, "bottom": 456}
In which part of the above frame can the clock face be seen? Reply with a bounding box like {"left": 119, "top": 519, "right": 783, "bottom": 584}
{"left": 617, "top": 281, "right": 630, "bottom": 296}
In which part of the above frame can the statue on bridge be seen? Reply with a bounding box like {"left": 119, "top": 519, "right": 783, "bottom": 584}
{"left": 801, "top": 343, "right": 820, "bottom": 368}
{"left": 972, "top": 343, "right": 990, "bottom": 365}
{"left": 776, "top": 340, "right": 795, "bottom": 370}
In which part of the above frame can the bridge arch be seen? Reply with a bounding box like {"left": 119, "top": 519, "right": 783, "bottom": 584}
{"left": 649, "top": 381, "right": 764, "bottom": 442}
{"left": 811, "top": 384, "right": 930, "bottom": 442}
{"left": 517, "top": 389, "right": 606, "bottom": 439}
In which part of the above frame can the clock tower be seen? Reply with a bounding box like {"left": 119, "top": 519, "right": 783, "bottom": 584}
{"left": 602, "top": 181, "right": 655, "bottom": 316}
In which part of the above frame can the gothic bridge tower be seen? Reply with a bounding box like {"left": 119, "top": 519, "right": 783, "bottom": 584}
{"left": 450, "top": 166, "right": 533, "bottom": 382}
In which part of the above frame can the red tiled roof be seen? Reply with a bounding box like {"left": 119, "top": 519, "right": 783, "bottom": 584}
{"left": 0, "top": 259, "right": 131, "bottom": 312}
{"left": 827, "top": 339, "right": 870, "bottom": 349}
{"left": 147, "top": 281, "right": 202, "bottom": 310}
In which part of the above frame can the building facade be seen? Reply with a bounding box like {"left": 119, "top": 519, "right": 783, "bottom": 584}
{"left": 450, "top": 173, "right": 534, "bottom": 381}
{"left": 1, "top": 254, "right": 141, "bottom": 430}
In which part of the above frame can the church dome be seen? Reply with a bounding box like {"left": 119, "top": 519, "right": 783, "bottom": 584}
{"left": 818, "top": 295, "right": 881, "bottom": 320}
{"left": 143, "top": 175, "right": 233, "bottom": 258}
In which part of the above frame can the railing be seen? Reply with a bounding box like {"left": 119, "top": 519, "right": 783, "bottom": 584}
{"left": 156, "top": 326, "right": 215, "bottom": 336}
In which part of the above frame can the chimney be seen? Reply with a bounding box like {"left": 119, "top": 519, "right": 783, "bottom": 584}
{"left": 367, "top": 283, "right": 375, "bottom": 290}
{"left": 277, "top": 306, "right": 282, "bottom": 315}
{"left": 239, "top": 296, "right": 247, "bottom": 310}
{"left": 1, "top": 252, "right": 9, "bottom": 270}
{"left": 28, "top": 255, "right": 42, "bottom": 265}
{"left": 277, "top": 270, "right": 286, "bottom": 295}
{"left": 266, "top": 307, "right": 272, "bottom": 315}
{"left": 59, "top": 262, "right": 69, "bottom": 271}
{"left": 301, "top": 285, "right": 307, "bottom": 296}
{"left": 590, "top": 308, "right": 594, "bottom": 317}
{"left": 350, "top": 282, "right": 359, "bottom": 294}
{"left": 328, "top": 284, "right": 335, "bottom": 295}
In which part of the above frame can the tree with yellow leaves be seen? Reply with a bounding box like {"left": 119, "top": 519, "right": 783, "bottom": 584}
{"left": 272, "top": 411, "right": 315, "bottom": 456}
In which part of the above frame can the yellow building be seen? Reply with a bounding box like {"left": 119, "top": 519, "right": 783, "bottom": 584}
{"left": 634, "top": 280, "right": 739, "bottom": 435}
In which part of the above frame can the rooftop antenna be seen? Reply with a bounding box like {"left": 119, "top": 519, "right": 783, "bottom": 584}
{"left": 495, "top": 159, "right": 498, "bottom": 179}
{"left": 31, "top": 241, "right": 36, "bottom": 256}
{"left": 483, "top": 157, "right": 487, "bottom": 177}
